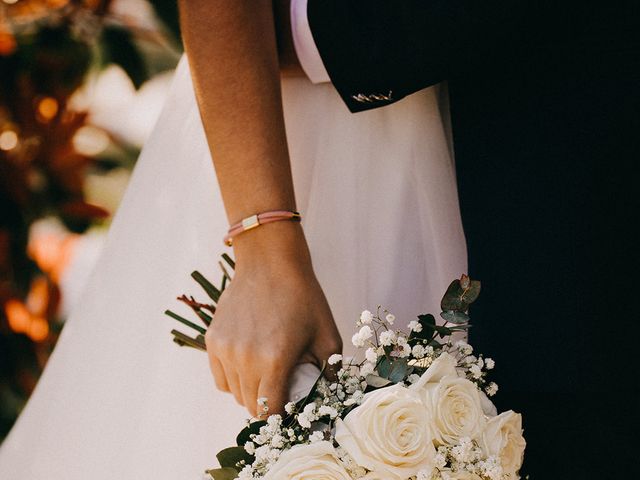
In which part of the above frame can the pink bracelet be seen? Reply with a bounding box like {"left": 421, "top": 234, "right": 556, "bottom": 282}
{"left": 224, "top": 210, "right": 301, "bottom": 246}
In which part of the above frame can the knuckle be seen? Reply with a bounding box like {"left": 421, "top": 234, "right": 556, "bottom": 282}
{"left": 259, "top": 349, "right": 282, "bottom": 368}
{"left": 209, "top": 335, "right": 234, "bottom": 356}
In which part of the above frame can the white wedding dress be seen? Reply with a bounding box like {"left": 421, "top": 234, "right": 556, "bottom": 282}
{"left": 0, "top": 56, "right": 466, "bottom": 479}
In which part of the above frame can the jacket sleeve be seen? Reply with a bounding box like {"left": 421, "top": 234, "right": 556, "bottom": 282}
{"left": 306, "top": 0, "right": 528, "bottom": 112}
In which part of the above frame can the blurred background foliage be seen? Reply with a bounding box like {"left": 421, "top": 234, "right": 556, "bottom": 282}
{"left": 0, "top": 0, "right": 182, "bottom": 442}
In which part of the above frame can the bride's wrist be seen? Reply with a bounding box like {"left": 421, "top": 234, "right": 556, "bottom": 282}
{"left": 231, "top": 220, "right": 313, "bottom": 272}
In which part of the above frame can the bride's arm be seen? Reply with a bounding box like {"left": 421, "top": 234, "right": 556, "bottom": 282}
{"left": 179, "top": 0, "right": 341, "bottom": 415}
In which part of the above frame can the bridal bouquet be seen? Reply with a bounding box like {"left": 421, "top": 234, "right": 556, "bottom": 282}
{"left": 167, "top": 260, "right": 526, "bottom": 480}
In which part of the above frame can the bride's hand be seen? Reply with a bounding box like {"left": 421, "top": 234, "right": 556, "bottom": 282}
{"left": 180, "top": 0, "right": 333, "bottom": 414}
{"left": 205, "top": 221, "right": 342, "bottom": 416}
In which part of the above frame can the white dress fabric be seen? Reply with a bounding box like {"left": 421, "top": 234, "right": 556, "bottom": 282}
{"left": 0, "top": 56, "right": 466, "bottom": 479}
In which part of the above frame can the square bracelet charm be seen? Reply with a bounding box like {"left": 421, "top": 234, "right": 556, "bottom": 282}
{"left": 241, "top": 214, "right": 260, "bottom": 231}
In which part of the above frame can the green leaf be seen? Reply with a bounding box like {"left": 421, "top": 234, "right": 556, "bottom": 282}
{"left": 432, "top": 324, "right": 453, "bottom": 336}
{"left": 164, "top": 309, "right": 206, "bottom": 334}
{"left": 440, "top": 277, "right": 482, "bottom": 312}
{"left": 191, "top": 271, "right": 221, "bottom": 303}
{"left": 217, "top": 446, "right": 253, "bottom": 470}
{"left": 440, "top": 279, "right": 468, "bottom": 312}
{"left": 196, "top": 309, "right": 212, "bottom": 326}
{"left": 170, "top": 330, "right": 206, "bottom": 351}
{"left": 440, "top": 311, "right": 470, "bottom": 324}
{"left": 409, "top": 314, "right": 436, "bottom": 342}
{"left": 205, "top": 467, "right": 239, "bottom": 480}
{"left": 377, "top": 357, "right": 410, "bottom": 383}
{"left": 388, "top": 358, "right": 410, "bottom": 383}
{"left": 236, "top": 421, "right": 266, "bottom": 446}
{"left": 222, "top": 253, "right": 236, "bottom": 270}
{"left": 461, "top": 280, "right": 481, "bottom": 305}
{"left": 377, "top": 356, "right": 392, "bottom": 378}
{"left": 419, "top": 313, "right": 435, "bottom": 326}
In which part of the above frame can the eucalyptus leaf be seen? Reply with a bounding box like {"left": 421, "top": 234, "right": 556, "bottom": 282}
{"left": 205, "top": 467, "right": 239, "bottom": 480}
{"left": 440, "top": 310, "right": 470, "bottom": 324}
{"left": 377, "top": 356, "right": 392, "bottom": 378}
{"left": 461, "top": 280, "right": 481, "bottom": 305}
{"left": 217, "top": 446, "right": 253, "bottom": 470}
{"left": 388, "top": 358, "right": 410, "bottom": 383}
{"left": 377, "top": 357, "right": 409, "bottom": 383}
{"left": 440, "top": 279, "right": 468, "bottom": 312}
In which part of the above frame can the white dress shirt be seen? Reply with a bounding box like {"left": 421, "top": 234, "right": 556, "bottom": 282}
{"left": 290, "top": 0, "right": 331, "bottom": 83}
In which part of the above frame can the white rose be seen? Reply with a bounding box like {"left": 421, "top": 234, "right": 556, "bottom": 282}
{"left": 335, "top": 384, "right": 436, "bottom": 480}
{"left": 479, "top": 391, "right": 498, "bottom": 417}
{"left": 263, "top": 442, "right": 351, "bottom": 480}
{"left": 411, "top": 352, "right": 459, "bottom": 388}
{"left": 480, "top": 410, "right": 526, "bottom": 477}
{"left": 410, "top": 353, "right": 486, "bottom": 446}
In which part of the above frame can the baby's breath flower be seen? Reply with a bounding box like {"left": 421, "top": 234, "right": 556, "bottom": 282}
{"left": 297, "top": 403, "right": 317, "bottom": 429}
{"left": 318, "top": 405, "right": 338, "bottom": 418}
{"left": 328, "top": 353, "right": 343, "bottom": 365}
{"left": 412, "top": 344, "right": 427, "bottom": 358}
{"left": 398, "top": 343, "right": 412, "bottom": 358}
{"left": 485, "top": 382, "right": 499, "bottom": 397}
{"left": 385, "top": 313, "right": 396, "bottom": 325}
{"left": 365, "top": 347, "right": 378, "bottom": 363}
{"left": 351, "top": 325, "right": 374, "bottom": 347}
{"left": 379, "top": 330, "right": 396, "bottom": 346}
{"left": 408, "top": 320, "right": 423, "bottom": 332}
{"left": 244, "top": 441, "right": 256, "bottom": 455}
{"left": 469, "top": 363, "right": 483, "bottom": 379}
{"left": 485, "top": 358, "right": 495, "bottom": 370}
{"left": 257, "top": 397, "right": 269, "bottom": 414}
{"left": 434, "top": 448, "right": 447, "bottom": 468}
{"left": 455, "top": 340, "right": 473, "bottom": 355}
{"left": 360, "top": 310, "right": 374, "bottom": 324}
{"left": 360, "top": 362, "right": 375, "bottom": 377}
{"left": 416, "top": 469, "right": 432, "bottom": 480}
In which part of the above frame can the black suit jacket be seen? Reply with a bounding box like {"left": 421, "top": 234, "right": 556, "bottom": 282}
{"left": 308, "top": 1, "right": 640, "bottom": 476}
